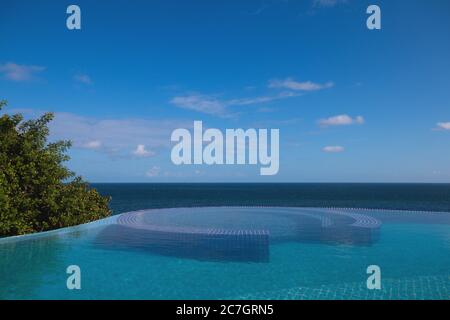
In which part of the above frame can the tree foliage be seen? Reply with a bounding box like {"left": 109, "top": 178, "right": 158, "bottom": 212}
{"left": 0, "top": 100, "right": 111, "bottom": 237}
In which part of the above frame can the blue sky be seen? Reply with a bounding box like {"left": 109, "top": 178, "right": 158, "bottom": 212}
{"left": 1, "top": 0, "right": 450, "bottom": 182}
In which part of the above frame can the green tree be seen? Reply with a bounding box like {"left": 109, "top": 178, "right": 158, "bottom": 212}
{"left": 0, "top": 100, "right": 111, "bottom": 237}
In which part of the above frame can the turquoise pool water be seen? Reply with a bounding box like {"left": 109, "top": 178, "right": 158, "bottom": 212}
{"left": 1, "top": 207, "right": 449, "bottom": 300}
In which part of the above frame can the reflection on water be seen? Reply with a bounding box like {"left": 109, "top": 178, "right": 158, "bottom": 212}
{"left": 94, "top": 208, "right": 382, "bottom": 262}
{"left": 95, "top": 224, "right": 270, "bottom": 262}
{"left": 0, "top": 226, "right": 104, "bottom": 299}
{"left": 1, "top": 207, "right": 449, "bottom": 300}
{"left": 0, "top": 237, "right": 61, "bottom": 299}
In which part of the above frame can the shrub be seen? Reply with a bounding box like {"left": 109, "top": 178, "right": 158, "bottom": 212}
{"left": 0, "top": 100, "right": 111, "bottom": 237}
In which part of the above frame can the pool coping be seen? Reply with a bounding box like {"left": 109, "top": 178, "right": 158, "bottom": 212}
{"left": 1, "top": 206, "right": 448, "bottom": 244}
{"left": 0, "top": 214, "right": 120, "bottom": 244}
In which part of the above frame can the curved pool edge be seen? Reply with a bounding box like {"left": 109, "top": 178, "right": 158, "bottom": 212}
{"left": 1, "top": 205, "right": 449, "bottom": 244}
{"left": 0, "top": 214, "right": 120, "bottom": 244}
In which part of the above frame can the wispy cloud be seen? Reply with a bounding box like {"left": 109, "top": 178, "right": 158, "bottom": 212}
{"left": 12, "top": 109, "right": 194, "bottom": 159}
{"left": 0, "top": 62, "right": 45, "bottom": 82}
{"left": 229, "top": 91, "right": 299, "bottom": 105}
{"left": 322, "top": 145, "right": 344, "bottom": 153}
{"left": 313, "top": 0, "right": 347, "bottom": 8}
{"left": 74, "top": 74, "right": 93, "bottom": 85}
{"left": 318, "top": 114, "right": 364, "bottom": 127}
{"left": 248, "top": 3, "right": 269, "bottom": 15}
{"left": 435, "top": 122, "right": 450, "bottom": 131}
{"left": 22, "top": 111, "right": 192, "bottom": 157}
{"left": 81, "top": 140, "right": 102, "bottom": 149}
{"left": 146, "top": 166, "right": 161, "bottom": 177}
{"left": 171, "top": 77, "right": 333, "bottom": 117}
{"left": 170, "top": 91, "right": 299, "bottom": 117}
{"left": 269, "top": 78, "right": 334, "bottom": 91}
{"left": 253, "top": 117, "right": 302, "bottom": 128}
{"left": 170, "top": 95, "right": 227, "bottom": 116}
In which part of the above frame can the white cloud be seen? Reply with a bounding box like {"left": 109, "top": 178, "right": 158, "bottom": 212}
{"left": 436, "top": 122, "right": 450, "bottom": 131}
{"left": 0, "top": 62, "right": 45, "bottom": 82}
{"left": 12, "top": 109, "right": 186, "bottom": 157}
{"left": 227, "top": 91, "right": 300, "bottom": 106}
{"left": 171, "top": 91, "right": 300, "bottom": 117}
{"left": 355, "top": 116, "right": 365, "bottom": 124}
{"left": 53, "top": 114, "right": 184, "bottom": 149}
{"left": 318, "top": 114, "right": 365, "bottom": 127}
{"left": 268, "top": 78, "right": 334, "bottom": 91}
{"left": 82, "top": 140, "right": 102, "bottom": 149}
{"left": 133, "top": 144, "right": 154, "bottom": 157}
{"left": 322, "top": 145, "right": 344, "bottom": 153}
{"left": 19, "top": 111, "right": 193, "bottom": 157}
{"left": 171, "top": 78, "right": 333, "bottom": 117}
{"left": 170, "top": 95, "right": 226, "bottom": 116}
{"left": 146, "top": 166, "right": 161, "bottom": 177}
{"left": 74, "top": 74, "right": 93, "bottom": 85}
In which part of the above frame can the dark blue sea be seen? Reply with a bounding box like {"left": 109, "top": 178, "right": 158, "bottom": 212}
{"left": 93, "top": 183, "right": 450, "bottom": 214}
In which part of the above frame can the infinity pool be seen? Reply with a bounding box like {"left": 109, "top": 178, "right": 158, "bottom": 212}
{"left": 1, "top": 207, "right": 449, "bottom": 299}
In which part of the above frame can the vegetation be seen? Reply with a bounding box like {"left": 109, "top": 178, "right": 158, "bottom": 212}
{"left": 0, "top": 100, "right": 111, "bottom": 237}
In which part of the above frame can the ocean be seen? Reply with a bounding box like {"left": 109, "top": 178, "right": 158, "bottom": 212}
{"left": 93, "top": 183, "right": 450, "bottom": 214}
